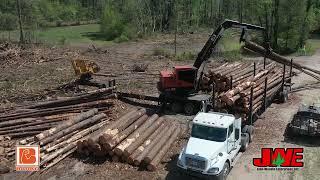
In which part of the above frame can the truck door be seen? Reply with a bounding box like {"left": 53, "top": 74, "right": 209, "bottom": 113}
{"left": 227, "top": 123, "right": 235, "bottom": 153}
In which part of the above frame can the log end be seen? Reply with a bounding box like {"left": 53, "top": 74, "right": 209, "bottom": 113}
{"left": 133, "top": 159, "right": 141, "bottom": 166}
{"left": 127, "top": 156, "right": 134, "bottom": 165}
{"left": 112, "top": 155, "right": 119, "bottom": 162}
{"left": 113, "top": 148, "right": 123, "bottom": 156}
{"left": 147, "top": 164, "right": 156, "bottom": 171}
{"left": 143, "top": 157, "right": 152, "bottom": 165}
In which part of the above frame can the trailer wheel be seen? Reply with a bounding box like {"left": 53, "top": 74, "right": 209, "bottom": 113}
{"left": 171, "top": 102, "right": 183, "bottom": 113}
{"left": 279, "top": 89, "right": 289, "bottom": 103}
{"left": 240, "top": 133, "right": 249, "bottom": 152}
{"left": 184, "top": 103, "right": 196, "bottom": 115}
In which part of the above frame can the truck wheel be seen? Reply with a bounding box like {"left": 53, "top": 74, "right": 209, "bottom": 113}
{"left": 216, "top": 162, "right": 230, "bottom": 180}
{"left": 247, "top": 126, "right": 254, "bottom": 142}
{"left": 171, "top": 102, "right": 183, "bottom": 113}
{"left": 242, "top": 125, "right": 254, "bottom": 142}
{"left": 241, "top": 125, "right": 249, "bottom": 133}
{"left": 240, "top": 133, "right": 249, "bottom": 152}
{"left": 184, "top": 103, "right": 196, "bottom": 115}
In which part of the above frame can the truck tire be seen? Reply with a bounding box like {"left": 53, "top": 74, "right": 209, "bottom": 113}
{"left": 241, "top": 125, "right": 249, "bottom": 133}
{"left": 184, "top": 103, "right": 196, "bottom": 115}
{"left": 171, "top": 102, "right": 183, "bottom": 113}
{"left": 247, "top": 126, "right": 254, "bottom": 142}
{"left": 240, "top": 133, "right": 249, "bottom": 152}
{"left": 242, "top": 125, "right": 254, "bottom": 142}
{"left": 215, "top": 162, "right": 230, "bottom": 180}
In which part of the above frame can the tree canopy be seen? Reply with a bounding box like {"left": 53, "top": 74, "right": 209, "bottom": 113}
{"left": 0, "top": 0, "right": 320, "bottom": 53}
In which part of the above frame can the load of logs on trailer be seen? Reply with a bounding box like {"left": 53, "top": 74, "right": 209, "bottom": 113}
{"left": 202, "top": 61, "right": 292, "bottom": 121}
{"left": 0, "top": 83, "right": 116, "bottom": 169}
{"left": 76, "top": 108, "right": 183, "bottom": 171}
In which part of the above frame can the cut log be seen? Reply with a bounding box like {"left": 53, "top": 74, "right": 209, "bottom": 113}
{"left": 45, "top": 119, "right": 109, "bottom": 152}
{"left": 104, "top": 115, "right": 149, "bottom": 150}
{"left": 35, "top": 109, "right": 98, "bottom": 141}
{"left": 143, "top": 124, "right": 176, "bottom": 164}
{"left": 27, "top": 86, "right": 116, "bottom": 109}
{"left": 113, "top": 115, "right": 163, "bottom": 156}
{"left": 244, "top": 41, "right": 320, "bottom": 81}
{"left": 147, "top": 126, "right": 181, "bottom": 171}
{"left": 133, "top": 122, "right": 173, "bottom": 166}
{"left": 40, "top": 113, "right": 106, "bottom": 146}
{"left": 123, "top": 123, "right": 165, "bottom": 158}
{"left": 98, "top": 109, "right": 146, "bottom": 148}
{"left": 0, "top": 113, "right": 75, "bottom": 128}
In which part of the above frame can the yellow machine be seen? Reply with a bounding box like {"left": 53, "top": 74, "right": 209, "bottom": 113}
{"left": 70, "top": 59, "right": 107, "bottom": 88}
{"left": 71, "top": 59, "right": 100, "bottom": 77}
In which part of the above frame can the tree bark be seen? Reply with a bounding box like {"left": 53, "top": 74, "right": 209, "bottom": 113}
{"left": 147, "top": 126, "right": 181, "bottom": 171}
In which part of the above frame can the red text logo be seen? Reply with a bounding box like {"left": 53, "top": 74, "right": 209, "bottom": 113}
{"left": 253, "top": 148, "right": 304, "bottom": 167}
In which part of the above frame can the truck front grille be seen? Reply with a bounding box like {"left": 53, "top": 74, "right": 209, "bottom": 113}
{"left": 185, "top": 157, "right": 206, "bottom": 170}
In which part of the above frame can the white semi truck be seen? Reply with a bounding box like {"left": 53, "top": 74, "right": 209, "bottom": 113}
{"left": 177, "top": 112, "right": 253, "bottom": 180}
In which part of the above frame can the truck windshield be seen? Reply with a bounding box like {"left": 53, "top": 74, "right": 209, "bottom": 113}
{"left": 191, "top": 124, "right": 227, "bottom": 142}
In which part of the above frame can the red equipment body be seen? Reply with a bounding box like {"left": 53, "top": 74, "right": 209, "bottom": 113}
{"left": 159, "top": 65, "right": 197, "bottom": 91}
{"left": 158, "top": 20, "right": 265, "bottom": 93}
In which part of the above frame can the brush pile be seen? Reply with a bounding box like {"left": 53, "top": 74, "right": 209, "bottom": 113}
{"left": 0, "top": 87, "right": 116, "bottom": 162}
{"left": 77, "top": 108, "right": 183, "bottom": 171}
{"left": 202, "top": 61, "right": 291, "bottom": 119}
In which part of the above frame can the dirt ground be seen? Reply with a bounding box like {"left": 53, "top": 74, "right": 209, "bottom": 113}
{"left": 1, "top": 32, "right": 320, "bottom": 180}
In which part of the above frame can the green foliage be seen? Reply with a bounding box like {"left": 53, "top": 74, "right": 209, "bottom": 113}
{"left": 0, "top": 13, "right": 17, "bottom": 31}
{"left": 58, "top": 36, "right": 67, "bottom": 45}
{"left": 100, "top": 5, "right": 125, "bottom": 41}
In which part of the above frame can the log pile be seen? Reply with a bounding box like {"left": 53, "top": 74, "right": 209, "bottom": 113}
{"left": 13, "top": 109, "right": 110, "bottom": 171}
{"left": 76, "top": 108, "right": 183, "bottom": 171}
{"left": 0, "top": 87, "right": 116, "bottom": 161}
{"left": 203, "top": 61, "right": 291, "bottom": 119}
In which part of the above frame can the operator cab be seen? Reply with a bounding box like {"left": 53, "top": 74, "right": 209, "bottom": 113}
{"left": 158, "top": 65, "right": 197, "bottom": 91}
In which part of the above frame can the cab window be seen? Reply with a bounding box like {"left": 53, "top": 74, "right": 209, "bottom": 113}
{"left": 228, "top": 124, "right": 234, "bottom": 138}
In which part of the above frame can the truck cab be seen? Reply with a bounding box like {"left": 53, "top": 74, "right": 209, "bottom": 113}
{"left": 177, "top": 112, "right": 252, "bottom": 180}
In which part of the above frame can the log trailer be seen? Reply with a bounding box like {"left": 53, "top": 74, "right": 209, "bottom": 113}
{"left": 157, "top": 20, "right": 266, "bottom": 115}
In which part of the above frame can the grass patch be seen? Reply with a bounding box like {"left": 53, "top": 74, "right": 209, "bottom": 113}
{"left": 0, "top": 24, "right": 114, "bottom": 46}
{"left": 152, "top": 48, "right": 172, "bottom": 58}
{"left": 174, "top": 51, "right": 196, "bottom": 61}
{"left": 218, "top": 35, "right": 243, "bottom": 61}
{"left": 296, "top": 39, "right": 320, "bottom": 56}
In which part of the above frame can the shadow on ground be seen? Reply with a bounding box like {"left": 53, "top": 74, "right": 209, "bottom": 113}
{"left": 164, "top": 154, "right": 202, "bottom": 180}
{"left": 283, "top": 124, "right": 320, "bottom": 147}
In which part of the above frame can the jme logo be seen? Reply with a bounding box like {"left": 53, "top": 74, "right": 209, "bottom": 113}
{"left": 253, "top": 148, "right": 304, "bottom": 169}
{"left": 16, "top": 145, "right": 40, "bottom": 171}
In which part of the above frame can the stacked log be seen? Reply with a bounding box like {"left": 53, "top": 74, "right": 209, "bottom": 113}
{"left": 204, "top": 61, "right": 291, "bottom": 120}
{"left": 76, "top": 109, "right": 183, "bottom": 171}
{"left": 0, "top": 87, "right": 116, "bottom": 165}
{"left": 4, "top": 109, "right": 110, "bottom": 171}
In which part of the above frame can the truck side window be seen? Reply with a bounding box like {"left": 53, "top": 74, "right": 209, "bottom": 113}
{"left": 228, "top": 124, "right": 234, "bottom": 138}
{"left": 235, "top": 128, "right": 240, "bottom": 140}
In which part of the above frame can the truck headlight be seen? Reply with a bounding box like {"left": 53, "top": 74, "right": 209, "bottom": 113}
{"left": 207, "top": 167, "right": 219, "bottom": 174}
